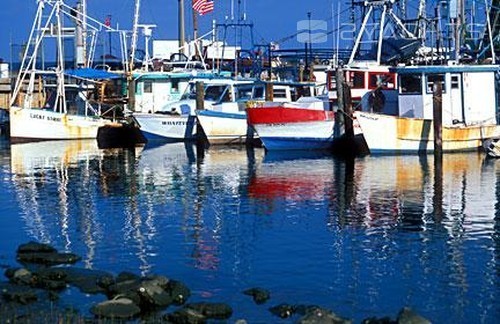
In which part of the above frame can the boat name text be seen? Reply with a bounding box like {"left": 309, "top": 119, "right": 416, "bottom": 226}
{"left": 30, "top": 113, "right": 61, "bottom": 122}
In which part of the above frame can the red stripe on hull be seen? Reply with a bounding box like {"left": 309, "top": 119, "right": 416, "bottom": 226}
{"left": 247, "top": 107, "right": 334, "bottom": 125}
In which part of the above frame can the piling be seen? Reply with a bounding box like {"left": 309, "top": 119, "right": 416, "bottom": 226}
{"left": 336, "top": 68, "right": 354, "bottom": 139}
{"left": 432, "top": 82, "right": 443, "bottom": 221}
{"left": 195, "top": 81, "right": 207, "bottom": 149}
{"left": 265, "top": 82, "right": 274, "bottom": 101}
{"left": 195, "top": 81, "right": 205, "bottom": 111}
{"left": 433, "top": 82, "right": 443, "bottom": 156}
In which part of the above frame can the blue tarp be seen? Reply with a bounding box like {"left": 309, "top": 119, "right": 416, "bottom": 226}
{"left": 65, "top": 68, "right": 123, "bottom": 80}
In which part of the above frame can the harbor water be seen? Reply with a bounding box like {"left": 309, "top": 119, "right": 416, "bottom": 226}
{"left": 0, "top": 137, "right": 498, "bottom": 323}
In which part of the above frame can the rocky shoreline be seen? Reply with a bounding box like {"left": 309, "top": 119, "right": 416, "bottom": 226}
{"left": 0, "top": 241, "right": 431, "bottom": 323}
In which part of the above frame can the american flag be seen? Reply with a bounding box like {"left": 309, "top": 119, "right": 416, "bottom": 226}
{"left": 192, "top": 0, "right": 214, "bottom": 16}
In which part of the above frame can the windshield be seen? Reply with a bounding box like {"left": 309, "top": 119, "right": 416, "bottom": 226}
{"left": 180, "top": 83, "right": 230, "bottom": 102}
{"left": 180, "top": 83, "right": 197, "bottom": 100}
{"left": 204, "top": 85, "right": 229, "bottom": 102}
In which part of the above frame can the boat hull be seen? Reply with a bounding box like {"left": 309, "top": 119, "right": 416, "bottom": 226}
{"left": 247, "top": 107, "right": 335, "bottom": 150}
{"left": 9, "top": 106, "right": 110, "bottom": 142}
{"left": 134, "top": 113, "right": 197, "bottom": 141}
{"left": 355, "top": 111, "right": 500, "bottom": 154}
{"left": 196, "top": 110, "right": 249, "bottom": 145}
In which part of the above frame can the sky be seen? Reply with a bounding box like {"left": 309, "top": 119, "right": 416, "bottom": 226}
{"left": 0, "top": 1, "right": 487, "bottom": 65}
{"left": 0, "top": 0, "right": 346, "bottom": 63}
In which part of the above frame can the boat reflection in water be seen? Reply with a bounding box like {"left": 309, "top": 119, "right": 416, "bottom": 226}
{"left": 10, "top": 140, "right": 140, "bottom": 270}
{"left": 3, "top": 139, "right": 498, "bottom": 323}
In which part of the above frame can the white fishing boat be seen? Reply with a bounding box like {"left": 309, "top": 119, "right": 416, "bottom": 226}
{"left": 355, "top": 64, "right": 500, "bottom": 154}
{"left": 9, "top": 0, "right": 128, "bottom": 142}
{"left": 135, "top": 77, "right": 262, "bottom": 142}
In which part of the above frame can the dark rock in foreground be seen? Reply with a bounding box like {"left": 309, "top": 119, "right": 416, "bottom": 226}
{"left": 243, "top": 287, "right": 270, "bottom": 304}
{"left": 184, "top": 302, "right": 233, "bottom": 320}
{"left": 90, "top": 297, "right": 141, "bottom": 319}
{"left": 16, "top": 241, "right": 81, "bottom": 266}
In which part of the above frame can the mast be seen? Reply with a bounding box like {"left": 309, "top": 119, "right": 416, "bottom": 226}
{"left": 129, "top": 0, "right": 141, "bottom": 72}
{"left": 128, "top": 0, "right": 141, "bottom": 112}
{"left": 417, "top": 0, "right": 426, "bottom": 41}
{"left": 74, "top": 1, "right": 86, "bottom": 67}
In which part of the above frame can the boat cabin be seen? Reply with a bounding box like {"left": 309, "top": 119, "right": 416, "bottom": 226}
{"left": 132, "top": 71, "right": 227, "bottom": 113}
{"left": 326, "top": 62, "right": 398, "bottom": 114}
{"left": 392, "top": 64, "right": 500, "bottom": 126}
{"left": 164, "top": 78, "right": 318, "bottom": 115}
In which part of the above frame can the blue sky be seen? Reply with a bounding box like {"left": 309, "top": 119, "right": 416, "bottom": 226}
{"left": 0, "top": 0, "right": 346, "bottom": 63}
{"left": 1, "top": 1, "right": 486, "bottom": 64}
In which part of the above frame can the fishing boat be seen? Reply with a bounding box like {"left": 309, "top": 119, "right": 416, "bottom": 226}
{"left": 350, "top": 0, "right": 500, "bottom": 154}
{"left": 196, "top": 80, "right": 314, "bottom": 145}
{"left": 9, "top": 0, "right": 133, "bottom": 143}
{"left": 355, "top": 64, "right": 500, "bottom": 154}
{"left": 246, "top": 0, "right": 417, "bottom": 152}
{"left": 135, "top": 77, "right": 300, "bottom": 143}
{"left": 246, "top": 96, "right": 334, "bottom": 150}
{"left": 134, "top": 76, "right": 253, "bottom": 142}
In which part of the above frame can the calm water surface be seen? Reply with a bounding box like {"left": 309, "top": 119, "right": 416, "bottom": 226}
{"left": 0, "top": 138, "right": 498, "bottom": 323}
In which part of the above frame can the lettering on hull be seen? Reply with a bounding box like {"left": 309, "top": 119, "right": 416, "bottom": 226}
{"left": 29, "top": 113, "right": 61, "bottom": 122}
{"left": 162, "top": 121, "right": 187, "bottom": 126}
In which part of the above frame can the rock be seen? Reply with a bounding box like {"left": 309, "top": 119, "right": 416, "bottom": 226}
{"left": 2, "top": 285, "right": 38, "bottom": 305}
{"left": 90, "top": 297, "right": 141, "bottom": 319}
{"left": 106, "top": 278, "right": 142, "bottom": 304}
{"left": 166, "top": 279, "right": 191, "bottom": 305}
{"left": 185, "top": 302, "right": 233, "bottom": 320}
{"left": 294, "top": 304, "right": 323, "bottom": 316}
{"left": 165, "top": 307, "right": 207, "bottom": 324}
{"left": 17, "top": 242, "right": 57, "bottom": 254}
{"left": 58, "top": 267, "right": 113, "bottom": 294}
{"left": 269, "top": 303, "right": 295, "bottom": 319}
{"left": 7, "top": 268, "right": 33, "bottom": 285}
{"left": 297, "top": 306, "right": 352, "bottom": 324}
{"left": 116, "top": 271, "right": 141, "bottom": 283}
{"left": 397, "top": 307, "right": 432, "bottom": 324}
{"left": 362, "top": 316, "right": 396, "bottom": 323}
{"left": 17, "top": 252, "right": 81, "bottom": 266}
{"left": 35, "top": 268, "right": 67, "bottom": 281}
{"left": 243, "top": 287, "right": 270, "bottom": 304}
{"left": 137, "top": 278, "right": 173, "bottom": 309}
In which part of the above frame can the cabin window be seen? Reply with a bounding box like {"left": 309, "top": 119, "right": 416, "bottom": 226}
{"left": 327, "top": 73, "right": 336, "bottom": 91}
{"left": 171, "top": 79, "right": 180, "bottom": 93}
{"left": 451, "top": 75, "right": 460, "bottom": 89}
{"left": 273, "top": 88, "right": 289, "bottom": 99}
{"left": 253, "top": 86, "right": 265, "bottom": 99}
{"left": 348, "top": 71, "right": 365, "bottom": 89}
{"left": 204, "top": 85, "right": 227, "bottom": 102}
{"left": 368, "top": 72, "right": 396, "bottom": 90}
{"left": 426, "top": 74, "right": 446, "bottom": 93}
{"left": 235, "top": 86, "right": 254, "bottom": 101}
{"left": 399, "top": 74, "right": 422, "bottom": 94}
{"left": 181, "top": 83, "right": 197, "bottom": 100}
{"left": 143, "top": 81, "right": 152, "bottom": 93}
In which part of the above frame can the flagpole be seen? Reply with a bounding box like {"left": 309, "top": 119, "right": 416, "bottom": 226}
{"left": 179, "top": 0, "right": 186, "bottom": 54}
{"left": 192, "top": 0, "right": 199, "bottom": 58}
